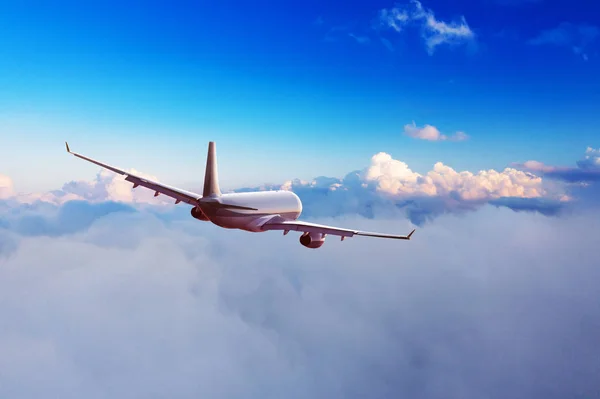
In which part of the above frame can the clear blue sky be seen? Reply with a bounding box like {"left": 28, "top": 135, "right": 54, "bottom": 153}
{"left": 0, "top": 0, "right": 598, "bottom": 192}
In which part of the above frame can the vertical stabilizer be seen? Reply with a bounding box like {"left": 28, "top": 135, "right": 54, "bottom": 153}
{"left": 203, "top": 141, "right": 221, "bottom": 197}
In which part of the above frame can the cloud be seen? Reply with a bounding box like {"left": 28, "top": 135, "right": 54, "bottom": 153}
{"left": 11, "top": 169, "right": 177, "bottom": 207}
{"left": 377, "top": 0, "right": 475, "bottom": 54}
{"left": 0, "top": 174, "right": 14, "bottom": 199}
{"left": 488, "top": 196, "right": 566, "bottom": 216}
{"left": 3, "top": 147, "right": 583, "bottom": 226}
{"left": 517, "top": 147, "right": 600, "bottom": 183}
{"left": 404, "top": 121, "right": 469, "bottom": 141}
{"left": 577, "top": 147, "right": 600, "bottom": 170}
{"left": 0, "top": 200, "right": 136, "bottom": 238}
{"left": 237, "top": 151, "right": 570, "bottom": 225}
{"left": 0, "top": 199, "right": 599, "bottom": 398}
{"left": 528, "top": 22, "right": 600, "bottom": 60}
{"left": 348, "top": 33, "right": 371, "bottom": 44}
{"left": 380, "top": 37, "right": 395, "bottom": 52}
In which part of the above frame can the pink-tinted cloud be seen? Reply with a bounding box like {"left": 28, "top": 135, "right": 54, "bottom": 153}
{"left": 516, "top": 147, "right": 600, "bottom": 183}
{"left": 404, "top": 122, "right": 468, "bottom": 142}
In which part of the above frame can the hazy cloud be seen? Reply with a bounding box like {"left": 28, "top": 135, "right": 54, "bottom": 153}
{"left": 517, "top": 147, "right": 600, "bottom": 183}
{"left": 0, "top": 200, "right": 599, "bottom": 398}
{"left": 404, "top": 121, "right": 469, "bottom": 141}
{"left": 0, "top": 174, "right": 14, "bottom": 199}
{"left": 377, "top": 0, "right": 475, "bottom": 54}
{"left": 528, "top": 22, "right": 600, "bottom": 60}
{"left": 348, "top": 33, "right": 371, "bottom": 44}
{"left": 380, "top": 37, "right": 395, "bottom": 52}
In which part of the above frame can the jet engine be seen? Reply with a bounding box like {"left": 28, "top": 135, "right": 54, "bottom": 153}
{"left": 299, "top": 232, "right": 326, "bottom": 249}
{"left": 190, "top": 206, "right": 209, "bottom": 221}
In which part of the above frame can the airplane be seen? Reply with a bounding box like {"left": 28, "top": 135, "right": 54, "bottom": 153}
{"left": 65, "top": 141, "right": 415, "bottom": 248}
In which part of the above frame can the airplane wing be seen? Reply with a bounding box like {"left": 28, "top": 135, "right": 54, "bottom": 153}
{"left": 261, "top": 218, "right": 415, "bottom": 241}
{"left": 64, "top": 142, "right": 202, "bottom": 205}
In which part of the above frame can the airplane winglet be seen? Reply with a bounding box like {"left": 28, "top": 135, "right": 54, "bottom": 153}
{"left": 407, "top": 229, "right": 416, "bottom": 239}
{"left": 65, "top": 141, "right": 71, "bottom": 153}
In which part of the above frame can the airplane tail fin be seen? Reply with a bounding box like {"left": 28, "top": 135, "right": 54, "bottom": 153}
{"left": 203, "top": 141, "right": 221, "bottom": 197}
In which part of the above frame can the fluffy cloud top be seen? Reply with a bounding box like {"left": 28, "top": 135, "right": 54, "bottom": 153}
{"left": 378, "top": 0, "right": 475, "bottom": 54}
{"left": 239, "top": 152, "right": 568, "bottom": 225}
{"left": 404, "top": 122, "right": 468, "bottom": 142}
{"left": 365, "top": 152, "right": 543, "bottom": 200}
{"left": 0, "top": 199, "right": 599, "bottom": 398}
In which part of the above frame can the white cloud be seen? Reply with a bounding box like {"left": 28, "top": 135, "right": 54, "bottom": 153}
{"left": 404, "top": 121, "right": 469, "bottom": 141}
{"left": 240, "top": 152, "right": 567, "bottom": 225}
{"left": 378, "top": 0, "right": 475, "bottom": 54}
{"left": 378, "top": 7, "right": 410, "bottom": 32}
{"left": 0, "top": 202, "right": 599, "bottom": 398}
{"left": 11, "top": 169, "right": 175, "bottom": 206}
{"left": 363, "top": 152, "right": 544, "bottom": 200}
{"left": 577, "top": 147, "right": 600, "bottom": 170}
{"left": 258, "top": 152, "right": 549, "bottom": 203}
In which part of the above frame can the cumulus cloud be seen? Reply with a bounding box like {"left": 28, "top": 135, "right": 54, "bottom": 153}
{"left": 237, "top": 152, "right": 568, "bottom": 225}
{"left": 377, "top": 0, "right": 475, "bottom": 54}
{"left": 0, "top": 199, "right": 599, "bottom": 398}
{"left": 404, "top": 121, "right": 468, "bottom": 141}
{"left": 528, "top": 22, "right": 600, "bottom": 60}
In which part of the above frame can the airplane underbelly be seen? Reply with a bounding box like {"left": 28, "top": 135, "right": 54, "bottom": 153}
{"left": 211, "top": 214, "right": 258, "bottom": 230}
{"left": 208, "top": 191, "right": 302, "bottom": 232}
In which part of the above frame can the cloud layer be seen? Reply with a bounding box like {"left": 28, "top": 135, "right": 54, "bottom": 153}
{"left": 0, "top": 199, "right": 599, "bottom": 398}
{"left": 238, "top": 151, "right": 572, "bottom": 224}
{"left": 377, "top": 0, "right": 475, "bottom": 54}
{"left": 404, "top": 122, "right": 468, "bottom": 141}
{"left": 517, "top": 147, "right": 600, "bottom": 183}
{"left": 5, "top": 147, "right": 596, "bottom": 226}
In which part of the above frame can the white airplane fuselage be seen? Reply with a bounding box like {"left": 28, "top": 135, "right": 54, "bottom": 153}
{"left": 192, "top": 190, "right": 303, "bottom": 232}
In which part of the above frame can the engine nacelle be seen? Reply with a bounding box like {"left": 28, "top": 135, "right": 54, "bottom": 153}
{"left": 299, "top": 232, "right": 326, "bottom": 249}
{"left": 191, "top": 206, "right": 209, "bottom": 221}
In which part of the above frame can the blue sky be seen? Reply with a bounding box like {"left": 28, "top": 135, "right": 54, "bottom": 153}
{"left": 0, "top": 0, "right": 598, "bottom": 192}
